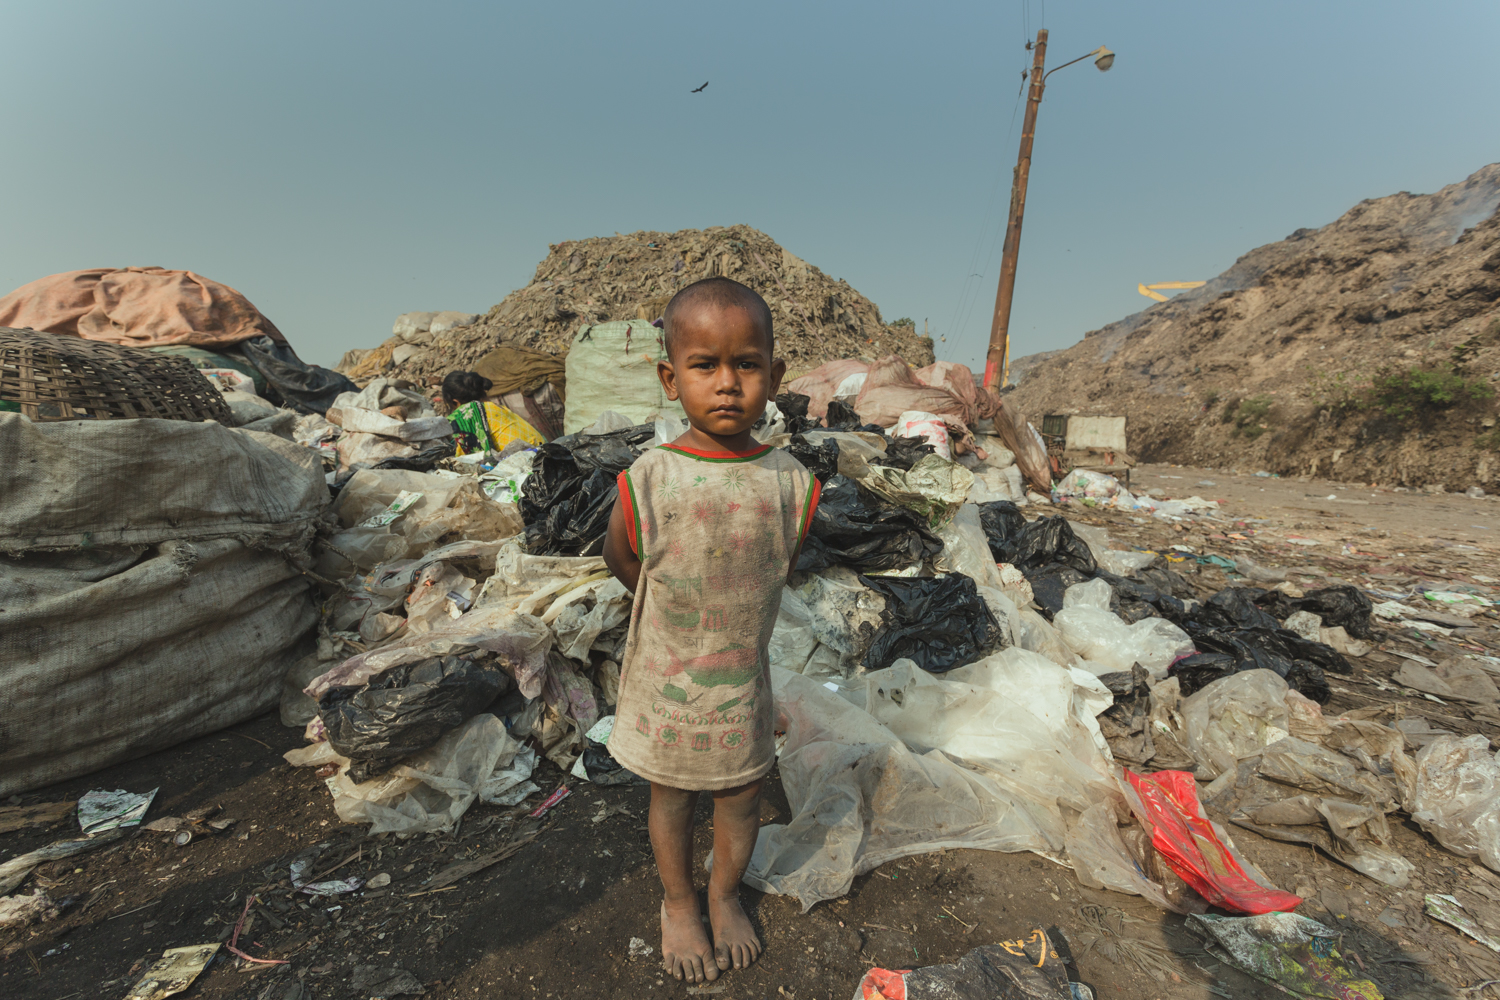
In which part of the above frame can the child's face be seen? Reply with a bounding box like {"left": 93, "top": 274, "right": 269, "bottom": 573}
{"left": 658, "top": 303, "right": 785, "bottom": 441}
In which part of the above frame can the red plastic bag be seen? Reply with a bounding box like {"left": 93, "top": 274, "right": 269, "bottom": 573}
{"left": 1123, "top": 769, "right": 1302, "bottom": 915}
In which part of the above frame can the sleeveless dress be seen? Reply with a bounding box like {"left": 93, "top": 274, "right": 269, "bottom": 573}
{"left": 606, "top": 441, "right": 819, "bottom": 790}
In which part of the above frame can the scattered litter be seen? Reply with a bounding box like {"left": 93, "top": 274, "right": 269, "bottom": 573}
{"left": 528, "top": 785, "right": 571, "bottom": 818}
{"left": 1123, "top": 769, "right": 1303, "bottom": 914}
{"left": 628, "top": 937, "right": 654, "bottom": 959}
{"left": 425, "top": 829, "right": 540, "bottom": 889}
{"left": 1424, "top": 893, "right": 1500, "bottom": 953}
{"left": 78, "top": 787, "right": 158, "bottom": 835}
{"left": 855, "top": 932, "right": 1080, "bottom": 999}
{"left": 1188, "top": 911, "right": 1384, "bottom": 999}
{"left": 0, "top": 830, "right": 124, "bottom": 894}
{"left": 124, "top": 944, "right": 221, "bottom": 1000}
{"left": 368, "top": 872, "right": 392, "bottom": 888}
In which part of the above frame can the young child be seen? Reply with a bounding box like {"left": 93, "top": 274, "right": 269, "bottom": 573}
{"left": 602, "top": 277, "right": 820, "bottom": 984}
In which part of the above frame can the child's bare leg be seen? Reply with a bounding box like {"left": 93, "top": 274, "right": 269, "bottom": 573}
{"left": 707, "top": 777, "right": 765, "bottom": 971}
{"left": 649, "top": 782, "right": 718, "bottom": 983}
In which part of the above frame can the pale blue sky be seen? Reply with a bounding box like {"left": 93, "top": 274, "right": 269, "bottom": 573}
{"left": 3, "top": 1, "right": 1497, "bottom": 369}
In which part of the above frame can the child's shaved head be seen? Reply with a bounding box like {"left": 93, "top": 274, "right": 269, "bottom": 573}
{"left": 662, "top": 278, "right": 774, "bottom": 360}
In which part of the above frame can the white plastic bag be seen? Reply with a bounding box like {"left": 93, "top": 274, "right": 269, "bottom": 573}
{"left": 1410, "top": 734, "right": 1500, "bottom": 871}
{"left": 893, "top": 409, "right": 951, "bottom": 460}
{"left": 1053, "top": 586, "right": 1193, "bottom": 676}
{"left": 1180, "top": 670, "right": 1291, "bottom": 778}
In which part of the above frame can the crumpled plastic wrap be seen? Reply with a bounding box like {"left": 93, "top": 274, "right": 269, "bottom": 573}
{"left": 1053, "top": 580, "right": 1194, "bottom": 676}
{"left": 1410, "top": 733, "right": 1500, "bottom": 872}
{"left": 285, "top": 714, "right": 536, "bottom": 835}
{"left": 859, "top": 454, "right": 974, "bottom": 526}
{"left": 746, "top": 652, "right": 1132, "bottom": 912}
{"left": 1180, "top": 669, "right": 1291, "bottom": 779}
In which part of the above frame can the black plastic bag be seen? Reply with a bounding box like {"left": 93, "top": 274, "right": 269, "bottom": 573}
{"left": 786, "top": 433, "right": 840, "bottom": 482}
{"left": 520, "top": 428, "right": 647, "bottom": 555}
{"left": 1095, "top": 569, "right": 1198, "bottom": 624}
{"left": 319, "top": 654, "right": 510, "bottom": 781}
{"left": 997, "top": 516, "right": 1097, "bottom": 574}
{"left": 774, "top": 392, "right": 818, "bottom": 435}
{"left": 235, "top": 335, "right": 358, "bottom": 415}
{"left": 370, "top": 438, "right": 455, "bottom": 472}
{"left": 796, "top": 475, "right": 942, "bottom": 573}
{"left": 977, "top": 501, "right": 1026, "bottom": 554}
{"left": 524, "top": 466, "right": 617, "bottom": 556}
{"left": 579, "top": 732, "right": 648, "bottom": 786}
{"left": 1025, "top": 563, "right": 1094, "bottom": 619}
{"left": 567, "top": 423, "right": 653, "bottom": 474}
{"left": 1196, "top": 588, "right": 1282, "bottom": 631}
{"left": 872, "top": 434, "right": 936, "bottom": 471}
{"left": 1172, "top": 629, "right": 1335, "bottom": 702}
{"left": 1257, "top": 584, "right": 1379, "bottom": 640}
{"left": 823, "top": 398, "right": 862, "bottom": 431}
{"left": 860, "top": 574, "right": 1004, "bottom": 673}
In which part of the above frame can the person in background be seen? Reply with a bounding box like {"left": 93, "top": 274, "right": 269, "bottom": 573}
{"left": 441, "top": 370, "right": 544, "bottom": 456}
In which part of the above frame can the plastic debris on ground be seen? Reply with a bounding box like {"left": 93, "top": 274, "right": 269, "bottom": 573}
{"left": 520, "top": 423, "right": 651, "bottom": 556}
{"left": 855, "top": 933, "right": 1083, "bottom": 999}
{"left": 124, "top": 943, "right": 221, "bottom": 1000}
{"left": 858, "top": 453, "right": 974, "bottom": 526}
{"left": 319, "top": 655, "right": 513, "bottom": 782}
{"left": 77, "top": 788, "right": 158, "bottom": 835}
{"left": 860, "top": 573, "right": 1005, "bottom": 673}
{"left": 285, "top": 714, "right": 537, "bottom": 835}
{"left": 747, "top": 655, "right": 1136, "bottom": 913}
{"left": 1423, "top": 893, "right": 1500, "bottom": 953}
{"left": 569, "top": 716, "right": 646, "bottom": 785}
{"left": 796, "top": 474, "right": 942, "bottom": 573}
{"left": 1409, "top": 734, "right": 1500, "bottom": 872}
{"left": 1122, "top": 769, "right": 1303, "bottom": 915}
{"left": 1188, "top": 911, "right": 1385, "bottom": 999}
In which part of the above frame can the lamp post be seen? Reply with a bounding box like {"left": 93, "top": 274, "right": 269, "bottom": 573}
{"left": 982, "top": 30, "right": 1114, "bottom": 390}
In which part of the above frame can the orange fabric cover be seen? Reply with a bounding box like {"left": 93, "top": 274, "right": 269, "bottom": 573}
{"left": 0, "top": 267, "right": 285, "bottom": 349}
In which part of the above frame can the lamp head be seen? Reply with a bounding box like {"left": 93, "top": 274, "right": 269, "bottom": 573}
{"left": 1093, "top": 46, "right": 1115, "bottom": 71}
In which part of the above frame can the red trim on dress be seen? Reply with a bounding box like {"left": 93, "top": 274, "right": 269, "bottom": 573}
{"left": 658, "top": 442, "right": 773, "bottom": 460}
{"left": 616, "top": 469, "right": 638, "bottom": 555}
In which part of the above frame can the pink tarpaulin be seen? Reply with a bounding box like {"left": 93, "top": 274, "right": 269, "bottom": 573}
{"left": 0, "top": 267, "right": 285, "bottom": 349}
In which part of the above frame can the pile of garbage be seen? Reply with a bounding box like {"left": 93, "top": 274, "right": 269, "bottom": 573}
{"left": 271, "top": 329, "right": 1500, "bottom": 942}
{"left": 338, "top": 225, "right": 937, "bottom": 387}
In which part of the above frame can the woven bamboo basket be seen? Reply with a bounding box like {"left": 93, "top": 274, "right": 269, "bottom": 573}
{"left": 0, "top": 328, "right": 233, "bottom": 423}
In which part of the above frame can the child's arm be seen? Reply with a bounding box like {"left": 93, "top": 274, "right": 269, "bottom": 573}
{"left": 603, "top": 495, "right": 642, "bottom": 593}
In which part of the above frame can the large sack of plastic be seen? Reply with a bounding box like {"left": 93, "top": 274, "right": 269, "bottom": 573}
{"left": 783, "top": 359, "right": 870, "bottom": 421}
{"left": 562, "top": 321, "right": 686, "bottom": 434}
{"left": 911, "top": 361, "right": 999, "bottom": 426}
{"left": 0, "top": 414, "right": 326, "bottom": 795}
{"left": 853, "top": 355, "right": 977, "bottom": 429}
{"left": 745, "top": 653, "right": 1137, "bottom": 912}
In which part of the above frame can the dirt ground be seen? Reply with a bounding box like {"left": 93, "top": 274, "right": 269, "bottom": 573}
{"left": 4, "top": 462, "right": 1499, "bottom": 1000}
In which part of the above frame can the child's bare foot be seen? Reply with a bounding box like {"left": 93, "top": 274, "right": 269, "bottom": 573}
{"left": 661, "top": 899, "right": 719, "bottom": 983}
{"left": 709, "top": 892, "right": 763, "bottom": 971}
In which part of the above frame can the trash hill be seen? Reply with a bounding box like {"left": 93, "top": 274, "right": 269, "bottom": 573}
{"left": 1008, "top": 163, "right": 1500, "bottom": 489}
{"left": 345, "top": 225, "right": 935, "bottom": 384}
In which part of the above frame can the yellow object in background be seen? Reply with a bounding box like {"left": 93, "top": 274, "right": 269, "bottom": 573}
{"left": 1137, "top": 281, "right": 1206, "bottom": 302}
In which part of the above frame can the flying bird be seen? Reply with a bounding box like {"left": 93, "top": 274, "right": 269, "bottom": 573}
{"left": 690, "top": 81, "right": 708, "bottom": 93}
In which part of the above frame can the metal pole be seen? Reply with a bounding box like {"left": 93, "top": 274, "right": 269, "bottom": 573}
{"left": 983, "top": 28, "right": 1048, "bottom": 390}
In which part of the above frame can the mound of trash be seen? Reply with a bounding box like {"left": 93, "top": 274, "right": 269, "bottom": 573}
{"left": 339, "top": 225, "right": 936, "bottom": 384}
{"left": 1008, "top": 162, "right": 1500, "bottom": 489}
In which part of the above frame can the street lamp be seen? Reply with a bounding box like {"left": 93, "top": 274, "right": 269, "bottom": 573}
{"left": 982, "top": 30, "right": 1116, "bottom": 390}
